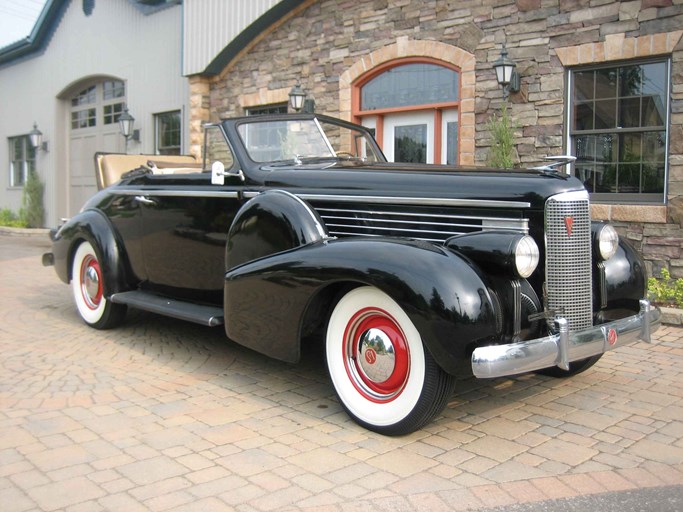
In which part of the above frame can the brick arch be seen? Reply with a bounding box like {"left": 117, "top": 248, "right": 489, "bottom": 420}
{"left": 339, "top": 38, "right": 476, "bottom": 165}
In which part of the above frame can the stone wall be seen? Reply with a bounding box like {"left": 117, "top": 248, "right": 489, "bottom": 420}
{"left": 198, "top": 0, "right": 683, "bottom": 277}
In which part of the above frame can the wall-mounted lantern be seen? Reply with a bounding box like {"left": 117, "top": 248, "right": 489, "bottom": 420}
{"left": 289, "top": 81, "right": 306, "bottom": 112}
{"left": 29, "top": 122, "right": 48, "bottom": 152}
{"left": 493, "top": 44, "right": 520, "bottom": 100}
{"left": 118, "top": 107, "right": 139, "bottom": 152}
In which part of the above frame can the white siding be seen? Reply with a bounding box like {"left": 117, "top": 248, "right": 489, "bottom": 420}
{"left": 183, "top": 0, "right": 281, "bottom": 76}
{"left": 0, "top": 1, "right": 187, "bottom": 225}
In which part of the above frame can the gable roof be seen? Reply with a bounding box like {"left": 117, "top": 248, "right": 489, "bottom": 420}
{"left": 0, "top": 0, "right": 181, "bottom": 68}
{"left": 201, "top": 0, "right": 308, "bottom": 76}
{"left": 0, "top": 0, "right": 69, "bottom": 67}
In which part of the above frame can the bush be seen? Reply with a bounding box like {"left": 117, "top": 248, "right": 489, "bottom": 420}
{"left": 648, "top": 268, "right": 683, "bottom": 308}
{"left": 20, "top": 169, "right": 44, "bottom": 228}
{"left": 486, "top": 102, "right": 518, "bottom": 169}
{"left": 0, "top": 208, "right": 27, "bottom": 228}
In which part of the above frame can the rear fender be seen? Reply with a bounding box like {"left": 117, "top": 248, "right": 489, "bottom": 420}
{"left": 224, "top": 237, "right": 498, "bottom": 373}
{"left": 51, "top": 210, "right": 129, "bottom": 294}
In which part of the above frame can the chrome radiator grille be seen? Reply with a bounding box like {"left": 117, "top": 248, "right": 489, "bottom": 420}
{"left": 545, "top": 191, "right": 593, "bottom": 331}
{"left": 313, "top": 203, "right": 528, "bottom": 243}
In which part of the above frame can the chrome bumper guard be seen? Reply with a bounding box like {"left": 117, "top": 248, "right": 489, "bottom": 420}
{"left": 471, "top": 299, "right": 660, "bottom": 379}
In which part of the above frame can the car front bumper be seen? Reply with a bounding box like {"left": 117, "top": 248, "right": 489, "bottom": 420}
{"left": 471, "top": 299, "right": 660, "bottom": 379}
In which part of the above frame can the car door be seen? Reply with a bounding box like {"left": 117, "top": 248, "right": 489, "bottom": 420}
{"left": 135, "top": 127, "right": 244, "bottom": 304}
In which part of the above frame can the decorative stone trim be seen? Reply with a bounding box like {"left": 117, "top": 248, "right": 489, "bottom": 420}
{"left": 555, "top": 31, "right": 683, "bottom": 66}
{"left": 339, "top": 37, "right": 477, "bottom": 165}
{"left": 591, "top": 204, "right": 668, "bottom": 224}
{"left": 240, "top": 88, "right": 290, "bottom": 110}
{"left": 189, "top": 76, "right": 211, "bottom": 160}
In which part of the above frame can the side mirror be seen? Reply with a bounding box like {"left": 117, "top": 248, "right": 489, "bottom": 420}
{"left": 211, "top": 161, "right": 245, "bottom": 185}
{"left": 211, "top": 161, "right": 225, "bottom": 185}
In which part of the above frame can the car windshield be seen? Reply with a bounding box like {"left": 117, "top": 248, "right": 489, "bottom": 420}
{"left": 237, "top": 117, "right": 382, "bottom": 164}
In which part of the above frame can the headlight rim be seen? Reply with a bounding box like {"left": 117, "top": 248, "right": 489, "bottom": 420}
{"left": 596, "top": 224, "right": 619, "bottom": 261}
{"left": 514, "top": 235, "right": 540, "bottom": 279}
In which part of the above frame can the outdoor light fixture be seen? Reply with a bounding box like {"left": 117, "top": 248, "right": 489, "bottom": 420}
{"left": 288, "top": 81, "right": 306, "bottom": 112}
{"left": 29, "top": 122, "right": 48, "bottom": 152}
{"left": 119, "top": 107, "right": 135, "bottom": 139}
{"left": 493, "top": 44, "right": 520, "bottom": 100}
{"left": 118, "top": 107, "right": 137, "bottom": 152}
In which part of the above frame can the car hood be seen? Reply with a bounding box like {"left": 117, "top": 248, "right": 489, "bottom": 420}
{"left": 259, "top": 162, "right": 586, "bottom": 210}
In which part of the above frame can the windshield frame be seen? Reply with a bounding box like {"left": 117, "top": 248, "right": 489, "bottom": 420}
{"left": 233, "top": 114, "right": 385, "bottom": 165}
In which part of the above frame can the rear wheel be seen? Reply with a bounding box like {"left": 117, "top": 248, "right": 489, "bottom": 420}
{"left": 326, "top": 286, "right": 456, "bottom": 435}
{"left": 71, "top": 240, "right": 126, "bottom": 329}
{"left": 537, "top": 354, "right": 602, "bottom": 378}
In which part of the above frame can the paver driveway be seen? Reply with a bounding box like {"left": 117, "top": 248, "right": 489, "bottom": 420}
{"left": 1, "top": 232, "right": 682, "bottom": 511}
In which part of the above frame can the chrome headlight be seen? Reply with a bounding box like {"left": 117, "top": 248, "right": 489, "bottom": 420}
{"left": 594, "top": 224, "right": 619, "bottom": 261}
{"left": 514, "top": 235, "right": 540, "bottom": 278}
{"left": 446, "top": 232, "right": 540, "bottom": 279}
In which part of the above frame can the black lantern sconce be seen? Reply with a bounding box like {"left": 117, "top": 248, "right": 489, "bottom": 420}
{"left": 289, "top": 81, "right": 315, "bottom": 113}
{"left": 29, "top": 122, "right": 48, "bottom": 152}
{"left": 493, "top": 44, "right": 520, "bottom": 100}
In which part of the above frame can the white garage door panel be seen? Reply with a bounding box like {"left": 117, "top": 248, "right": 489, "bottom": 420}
{"left": 68, "top": 79, "right": 126, "bottom": 215}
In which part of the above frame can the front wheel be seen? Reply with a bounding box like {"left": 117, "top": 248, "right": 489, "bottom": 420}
{"left": 71, "top": 240, "right": 126, "bottom": 329}
{"left": 326, "top": 286, "right": 456, "bottom": 436}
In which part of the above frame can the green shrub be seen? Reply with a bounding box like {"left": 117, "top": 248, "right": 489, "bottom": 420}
{"left": 0, "top": 208, "right": 27, "bottom": 228}
{"left": 486, "top": 102, "right": 518, "bottom": 169}
{"left": 648, "top": 267, "right": 683, "bottom": 308}
{"left": 20, "top": 169, "right": 44, "bottom": 228}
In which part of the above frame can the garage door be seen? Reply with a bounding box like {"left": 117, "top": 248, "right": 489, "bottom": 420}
{"left": 68, "top": 80, "right": 126, "bottom": 214}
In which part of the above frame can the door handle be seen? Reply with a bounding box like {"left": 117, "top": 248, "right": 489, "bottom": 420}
{"left": 134, "top": 196, "right": 156, "bottom": 206}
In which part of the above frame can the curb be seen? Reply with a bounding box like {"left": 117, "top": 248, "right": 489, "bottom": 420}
{"left": 660, "top": 306, "right": 683, "bottom": 326}
{"left": 0, "top": 226, "right": 51, "bottom": 238}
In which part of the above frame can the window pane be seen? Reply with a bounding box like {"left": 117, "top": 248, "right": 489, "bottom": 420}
{"left": 103, "top": 80, "right": 125, "bottom": 100}
{"left": 573, "top": 71, "right": 594, "bottom": 101}
{"left": 246, "top": 104, "right": 288, "bottom": 115}
{"left": 570, "top": 60, "right": 668, "bottom": 202}
{"left": 8, "top": 136, "right": 33, "bottom": 187}
{"left": 595, "top": 68, "right": 617, "bottom": 99}
{"left": 594, "top": 99, "right": 616, "bottom": 129}
{"left": 574, "top": 102, "right": 594, "bottom": 131}
{"left": 642, "top": 131, "right": 666, "bottom": 163}
{"left": 620, "top": 65, "right": 642, "bottom": 97}
{"left": 155, "top": 111, "right": 181, "bottom": 155}
{"left": 619, "top": 97, "right": 640, "bottom": 128}
{"left": 394, "top": 124, "right": 427, "bottom": 163}
{"left": 71, "top": 86, "right": 96, "bottom": 106}
{"left": 71, "top": 108, "right": 96, "bottom": 129}
{"left": 362, "top": 64, "right": 459, "bottom": 110}
{"left": 103, "top": 103, "right": 124, "bottom": 125}
{"left": 446, "top": 121, "right": 458, "bottom": 165}
{"left": 642, "top": 164, "right": 665, "bottom": 193}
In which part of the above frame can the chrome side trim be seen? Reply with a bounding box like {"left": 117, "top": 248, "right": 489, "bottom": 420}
{"left": 472, "top": 299, "right": 660, "bottom": 379}
{"left": 242, "top": 191, "right": 530, "bottom": 209}
{"left": 299, "top": 194, "right": 530, "bottom": 209}
{"left": 116, "top": 189, "right": 241, "bottom": 199}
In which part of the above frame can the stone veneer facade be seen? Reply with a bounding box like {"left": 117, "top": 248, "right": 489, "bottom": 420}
{"left": 189, "top": 0, "right": 683, "bottom": 277}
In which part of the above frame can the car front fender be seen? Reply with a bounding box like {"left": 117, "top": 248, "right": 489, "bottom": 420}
{"left": 224, "top": 237, "right": 498, "bottom": 373}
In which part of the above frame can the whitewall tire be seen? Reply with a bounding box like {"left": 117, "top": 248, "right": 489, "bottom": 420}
{"left": 326, "top": 286, "right": 455, "bottom": 435}
{"left": 71, "top": 240, "right": 126, "bottom": 329}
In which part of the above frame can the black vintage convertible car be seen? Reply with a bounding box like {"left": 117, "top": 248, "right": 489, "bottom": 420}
{"left": 44, "top": 113, "right": 660, "bottom": 435}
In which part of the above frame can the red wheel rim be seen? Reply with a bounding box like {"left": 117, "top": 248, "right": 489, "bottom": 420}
{"left": 80, "top": 254, "right": 103, "bottom": 310}
{"left": 342, "top": 307, "right": 410, "bottom": 402}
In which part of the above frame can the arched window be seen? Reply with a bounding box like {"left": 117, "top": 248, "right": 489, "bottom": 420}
{"left": 354, "top": 59, "right": 461, "bottom": 165}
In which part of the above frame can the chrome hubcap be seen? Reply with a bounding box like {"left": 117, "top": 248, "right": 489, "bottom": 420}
{"left": 358, "top": 328, "right": 396, "bottom": 384}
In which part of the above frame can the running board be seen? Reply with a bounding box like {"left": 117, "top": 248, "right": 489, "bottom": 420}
{"left": 110, "top": 291, "right": 224, "bottom": 327}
